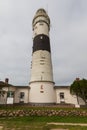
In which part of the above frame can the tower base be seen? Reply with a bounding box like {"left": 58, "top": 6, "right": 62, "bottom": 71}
{"left": 29, "top": 81, "right": 56, "bottom": 104}
{"left": 29, "top": 102, "right": 56, "bottom": 106}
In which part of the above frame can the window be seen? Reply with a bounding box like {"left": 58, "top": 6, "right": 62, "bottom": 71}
{"left": 40, "top": 63, "right": 44, "bottom": 65}
{"left": 41, "top": 57, "right": 45, "bottom": 59}
{"left": 40, "top": 91, "right": 44, "bottom": 93}
{"left": 20, "top": 92, "right": 25, "bottom": 99}
{"left": 34, "top": 33, "right": 37, "bottom": 36}
{"left": 7, "top": 91, "right": 14, "bottom": 98}
{"left": 60, "top": 93, "right": 64, "bottom": 99}
{"left": 40, "top": 36, "right": 43, "bottom": 39}
{"left": 59, "top": 92, "right": 65, "bottom": 103}
{"left": 39, "top": 23, "right": 44, "bottom": 26}
{"left": 40, "top": 60, "right": 44, "bottom": 62}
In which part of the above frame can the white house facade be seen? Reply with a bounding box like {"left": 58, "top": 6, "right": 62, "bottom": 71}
{"left": 0, "top": 78, "right": 85, "bottom": 107}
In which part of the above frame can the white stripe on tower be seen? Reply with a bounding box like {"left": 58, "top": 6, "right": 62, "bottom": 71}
{"left": 29, "top": 9, "right": 56, "bottom": 105}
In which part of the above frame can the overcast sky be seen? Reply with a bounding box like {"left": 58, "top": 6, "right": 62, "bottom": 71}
{"left": 0, "top": 0, "right": 87, "bottom": 86}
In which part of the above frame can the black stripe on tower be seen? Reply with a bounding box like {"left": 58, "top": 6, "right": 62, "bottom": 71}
{"left": 33, "top": 34, "right": 51, "bottom": 53}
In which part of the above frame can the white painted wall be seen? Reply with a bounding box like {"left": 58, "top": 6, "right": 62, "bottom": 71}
{"left": 0, "top": 85, "right": 85, "bottom": 106}
{"left": 7, "top": 98, "right": 13, "bottom": 104}
{"left": 33, "top": 22, "right": 49, "bottom": 37}
{"left": 14, "top": 88, "right": 29, "bottom": 103}
{"left": 78, "top": 97, "right": 85, "bottom": 105}
{"left": 0, "top": 93, "right": 7, "bottom": 104}
{"left": 30, "top": 50, "right": 53, "bottom": 82}
{"left": 29, "top": 82, "right": 56, "bottom": 103}
{"left": 55, "top": 88, "right": 78, "bottom": 105}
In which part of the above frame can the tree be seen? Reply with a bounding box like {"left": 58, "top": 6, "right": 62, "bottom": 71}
{"left": 70, "top": 78, "right": 87, "bottom": 105}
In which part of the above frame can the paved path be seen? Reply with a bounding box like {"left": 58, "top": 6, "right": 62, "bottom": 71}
{"left": 47, "top": 122, "right": 87, "bottom": 126}
{"left": 51, "top": 129, "right": 69, "bottom": 130}
{"left": 0, "top": 126, "right": 3, "bottom": 130}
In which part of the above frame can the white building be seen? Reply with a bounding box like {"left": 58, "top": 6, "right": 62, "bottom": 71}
{"left": 0, "top": 78, "right": 85, "bottom": 107}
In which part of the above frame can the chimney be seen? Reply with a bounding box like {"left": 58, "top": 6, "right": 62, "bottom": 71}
{"left": 76, "top": 78, "right": 80, "bottom": 81}
{"left": 5, "top": 78, "right": 9, "bottom": 84}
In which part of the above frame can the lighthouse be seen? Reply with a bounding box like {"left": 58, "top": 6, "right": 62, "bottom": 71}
{"left": 29, "top": 8, "right": 56, "bottom": 105}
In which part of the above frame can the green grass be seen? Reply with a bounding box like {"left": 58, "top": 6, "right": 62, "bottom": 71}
{"left": 0, "top": 106, "right": 87, "bottom": 129}
{"left": 43, "top": 124, "right": 87, "bottom": 130}
{"left": 0, "top": 105, "right": 87, "bottom": 110}
{"left": 0, "top": 116, "right": 87, "bottom": 130}
{"left": 0, "top": 116, "right": 87, "bottom": 123}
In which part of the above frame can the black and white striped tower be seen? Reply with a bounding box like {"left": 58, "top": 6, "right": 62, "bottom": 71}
{"left": 29, "top": 8, "right": 56, "bottom": 105}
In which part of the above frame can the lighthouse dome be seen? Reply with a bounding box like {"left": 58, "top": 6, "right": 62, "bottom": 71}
{"left": 32, "top": 8, "right": 50, "bottom": 25}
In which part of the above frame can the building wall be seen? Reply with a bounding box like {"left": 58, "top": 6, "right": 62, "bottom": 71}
{"left": 29, "top": 82, "right": 56, "bottom": 104}
{"left": 55, "top": 88, "right": 78, "bottom": 105}
{"left": 0, "top": 92, "right": 7, "bottom": 104}
{"left": 30, "top": 50, "right": 53, "bottom": 82}
{"left": 14, "top": 88, "right": 29, "bottom": 103}
{"left": 0, "top": 85, "right": 85, "bottom": 106}
{"left": 33, "top": 21, "right": 49, "bottom": 37}
{"left": 6, "top": 86, "right": 16, "bottom": 104}
{"left": 78, "top": 97, "right": 85, "bottom": 105}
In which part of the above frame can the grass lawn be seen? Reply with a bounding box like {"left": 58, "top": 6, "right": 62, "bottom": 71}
{"left": 0, "top": 106, "right": 87, "bottom": 129}
{"left": 0, "top": 116, "right": 87, "bottom": 130}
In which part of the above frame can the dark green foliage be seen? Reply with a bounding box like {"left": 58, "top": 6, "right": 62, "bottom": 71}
{"left": 70, "top": 79, "right": 87, "bottom": 104}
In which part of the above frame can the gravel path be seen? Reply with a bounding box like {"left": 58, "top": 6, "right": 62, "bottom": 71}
{"left": 48, "top": 122, "right": 87, "bottom": 126}
{"left": 0, "top": 126, "right": 3, "bottom": 130}
{"left": 51, "top": 129, "right": 69, "bottom": 130}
